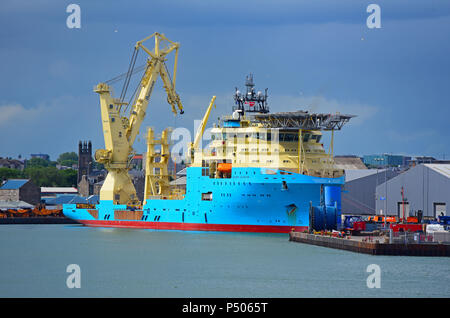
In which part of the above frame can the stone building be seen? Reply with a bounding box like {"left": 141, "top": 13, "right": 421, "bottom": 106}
{"left": 77, "top": 172, "right": 105, "bottom": 197}
{"left": 77, "top": 140, "right": 93, "bottom": 184}
{"left": 0, "top": 179, "right": 41, "bottom": 205}
{"left": 78, "top": 171, "right": 144, "bottom": 202}
{"left": 0, "top": 158, "right": 25, "bottom": 170}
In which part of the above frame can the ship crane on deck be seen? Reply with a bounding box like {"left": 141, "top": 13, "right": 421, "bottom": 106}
{"left": 94, "top": 32, "right": 184, "bottom": 206}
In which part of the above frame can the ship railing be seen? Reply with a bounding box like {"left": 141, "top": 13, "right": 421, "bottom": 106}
{"left": 389, "top": 231, "right": 434, "bottom": 244}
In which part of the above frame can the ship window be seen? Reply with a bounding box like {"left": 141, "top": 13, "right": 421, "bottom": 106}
{"left": 303, "top": 133, "right": 310, "bottom": 142}
{"left": 284, "top": 134, "right": 294, "bottom": 142}
{"left": 316, "top": 135, "right": 322, "bottom": 143}
{"left": 279, "top": 133, "right": 285, "bottom": 141}
{"left": 202, "top": 192, "right": 213, "bottom": 201}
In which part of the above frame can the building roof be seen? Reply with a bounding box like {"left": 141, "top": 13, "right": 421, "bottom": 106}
{"left": 0, "top": 179, "right": 29, "bottom": 190}
{"left": 129, "top": 169, "right": 144, "bottom": 178}
{"left": 176, "top": 168, "right": 187, "bottom": 176}
{"left": 424, "top": 164, "right": 450, "bottom": 179}
{"left": 46, "top": 195, "right": 87, "bottom": 205}
{"left": 0, "top": 200, "right": 34, "bottom": 209}
{"left": 334, "top": 156, "right": 367, "bottom": 170}
{"left": 170, "top": 176, "right": 187, "bottom": 186}
{"left": 345, "top": 169, "right": 386, "bottom": 182}
{"left": 87, "top": 195, "right": 99, "bottom": 204}
{"left": 41, "top": 187, "right": 78, "bottom": 194}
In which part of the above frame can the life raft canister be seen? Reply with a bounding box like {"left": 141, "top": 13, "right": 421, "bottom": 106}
{"left": 217, "top": 163, "right": 232, "bottom": 174}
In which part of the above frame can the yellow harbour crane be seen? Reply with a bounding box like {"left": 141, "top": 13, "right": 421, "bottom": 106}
{"left": 94, "top": 32, "right": 184, "bottom": 205}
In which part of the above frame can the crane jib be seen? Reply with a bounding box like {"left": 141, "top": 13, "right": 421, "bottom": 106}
{"left": 94, "top": 32, "right": 184, "bottom": 206}
{"left": 145, "top": 82, "right": 155, "bottom": 101}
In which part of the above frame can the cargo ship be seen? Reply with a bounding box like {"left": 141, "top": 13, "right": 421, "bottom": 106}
{"left": 63, "top": 33, "right": 354, "bottom": 233}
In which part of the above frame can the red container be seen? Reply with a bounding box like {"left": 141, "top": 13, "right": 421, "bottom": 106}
{"left": 390, "top": 223, "right": 423, "bottom": 232}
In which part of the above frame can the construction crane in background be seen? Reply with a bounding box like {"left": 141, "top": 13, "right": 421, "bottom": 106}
{"left": 94, "top": 32, "right": 184, "bottom": 206}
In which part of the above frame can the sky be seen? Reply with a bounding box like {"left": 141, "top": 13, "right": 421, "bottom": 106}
{"left": 0, "top": 0, "right": 450, "bottom": 161}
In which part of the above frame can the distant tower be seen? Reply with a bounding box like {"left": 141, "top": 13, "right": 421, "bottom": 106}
{"left": 77, "top": 140, "right": 93, "bottom": 184}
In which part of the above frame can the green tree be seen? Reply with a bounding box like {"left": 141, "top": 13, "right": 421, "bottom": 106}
{"left": 59, "top": 169, "right": 78, "bottom": 187}
{"left": 0, "top": 168, "right": 25, "bottom": 182}
{"left": 57, "top": 152, "right": 78, "bottom": 167}
{"left": 26, "top": 157, "right": 51, "bottom": 168}
{"left": 24, "top": 166, "right": 64, "bottom": 187}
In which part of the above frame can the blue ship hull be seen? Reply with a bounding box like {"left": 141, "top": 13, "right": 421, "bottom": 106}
{"left": 63, "top": 167, "right": 343, "bottom": 233}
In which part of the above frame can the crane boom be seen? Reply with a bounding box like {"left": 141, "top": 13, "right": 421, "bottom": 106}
{"left": 94, "top": 33, "right": 183, "bottom": 205}
{"left": 188, "top": 96, "right": 216, "bottom": 163}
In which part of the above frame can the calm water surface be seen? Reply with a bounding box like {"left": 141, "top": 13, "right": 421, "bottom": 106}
{"left": 0, "top": 224, "right": 449, "bottom": 297}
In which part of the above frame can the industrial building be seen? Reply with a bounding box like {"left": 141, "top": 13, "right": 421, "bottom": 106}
{"left": 375, "top": 164, "right": 450, "bottom": 219}
{"left": 30, "top": 153, "right": 50, "bottom": 161}
{"left": 342, "top": 169, "right": 399, "bottom": 215}
{"left": 363, "top": 154, "right": 411, "bottom": 168}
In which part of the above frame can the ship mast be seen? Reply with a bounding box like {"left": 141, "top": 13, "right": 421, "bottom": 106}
{"left": 234, "top": 74, "right": 269, "bottom": 116}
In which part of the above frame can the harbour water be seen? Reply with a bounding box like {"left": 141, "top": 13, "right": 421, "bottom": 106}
{"left": 0, "top": 224, "right": 449, "bottom": 298}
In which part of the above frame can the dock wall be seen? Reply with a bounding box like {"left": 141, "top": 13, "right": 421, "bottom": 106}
{"left": 289, "top": 232, "right": 450, "bottom": 256}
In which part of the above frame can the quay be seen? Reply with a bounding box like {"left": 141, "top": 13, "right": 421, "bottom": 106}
{"left": 289, "top": 231, "right": 450, "bottom": 256}
{"left": 0, "top": 217, "right": 78, "bottom": 225}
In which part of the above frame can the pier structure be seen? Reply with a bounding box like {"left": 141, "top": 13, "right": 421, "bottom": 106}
{"left": 289, "top": 231, "right": 450, "bottom": 256}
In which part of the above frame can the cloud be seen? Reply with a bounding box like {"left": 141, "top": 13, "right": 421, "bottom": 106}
{"left": 0, "top": 96, "right": 101, "bottom": 159}
{"left": 0, "top": 104, "right": 34, "bottom": 126}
